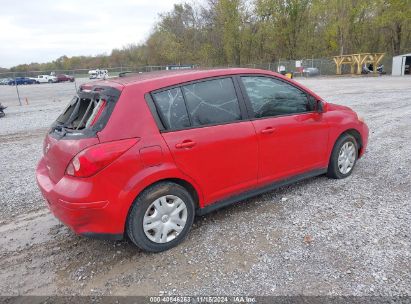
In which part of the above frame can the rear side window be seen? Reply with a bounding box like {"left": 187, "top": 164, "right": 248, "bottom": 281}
{"left": 152, "top": 87, "right": 190, "bottom": 130}
{"left": 182, "top": 78, "right": 241, "bottom": 126}
{"left": 241, "top": 76, "right": 313, "bottom": 118}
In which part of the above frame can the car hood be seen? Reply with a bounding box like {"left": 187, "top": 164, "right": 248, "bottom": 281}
{"left": 327, "top": 103, "right": 354, "bottom": 113}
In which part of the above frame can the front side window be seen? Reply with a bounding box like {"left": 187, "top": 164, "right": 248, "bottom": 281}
{"left": 241, "top": 76, "right": 313, "bottom": 118}
{"left": 152, "top": 87, "right": 190, "bottom": 130}
{"left": 182, "top": 78, "right": 241, "bottom": 126}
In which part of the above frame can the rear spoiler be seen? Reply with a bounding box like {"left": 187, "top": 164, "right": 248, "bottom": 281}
{"left": 79, "top": 85, "right": 121, "bottom": 100}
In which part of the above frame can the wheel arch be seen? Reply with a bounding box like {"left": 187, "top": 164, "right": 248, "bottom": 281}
{"left": 339, "top": 128, "right": 363, "bottom": 154}
{"left": 328, "top": 128, "right": 363, "bottom": 165}
{"left": 123, "top": 177, "right": 201, "bottom": 237}
{"left": 162, "top": 178, "right": 200, "bottom": 209}
{"left": 136, "top": 177, "right": 201, "bottom": 208}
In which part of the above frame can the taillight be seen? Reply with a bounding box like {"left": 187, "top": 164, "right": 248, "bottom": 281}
{"left": 66, "top": 138, "right": 138, "bottom": 177}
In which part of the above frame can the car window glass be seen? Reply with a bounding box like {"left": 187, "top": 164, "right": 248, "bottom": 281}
{"left": 241, "top": 76, "right": 313, "bottom": 118}
{"left": 152, "top": 87, "right": 190, "bottom": 130}
{"left": 182, "top": 78, "right": 241, "bottom": 126}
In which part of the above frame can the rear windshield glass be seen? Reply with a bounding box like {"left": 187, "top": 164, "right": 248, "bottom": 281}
{"left": 56, "top": 96, "right": 106, "bottom": 130}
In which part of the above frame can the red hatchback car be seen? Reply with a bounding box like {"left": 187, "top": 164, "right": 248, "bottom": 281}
{"left": 36, "top": 68, "right": 368, "bottom": 252}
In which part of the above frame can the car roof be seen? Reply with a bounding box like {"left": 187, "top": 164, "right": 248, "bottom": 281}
{"left": 85, "top": 68, "right": 322, "bottom": 100}
{"left": 90, "top": 68, "right": 276, "bottom": 89}
{"left": 112, "top": 68, "right": 260, "bottom": 84}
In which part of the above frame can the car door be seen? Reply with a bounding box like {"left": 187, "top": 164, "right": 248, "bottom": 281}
{"left": 152, "top": 77, "right": 259, "bottom": 205}
{"left": 238, "top": 75, "right": 329, "bottom": 185}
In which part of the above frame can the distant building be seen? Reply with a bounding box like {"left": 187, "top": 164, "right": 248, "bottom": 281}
{"left": 392, "top": 53, "right": 411, "bottom": 76}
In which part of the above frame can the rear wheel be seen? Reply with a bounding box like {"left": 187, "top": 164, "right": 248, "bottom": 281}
{"left": 327, "top": 134, "right": 358, "bottom": 179}
{"left": 126, "top": 182, "right": 195, "bottom": 252}
{"left": 48, "top": 79, "right": 53, "bottom": 83}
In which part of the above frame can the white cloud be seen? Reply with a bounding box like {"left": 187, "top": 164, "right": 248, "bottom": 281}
{"left": 0, "top": 0, "right": 179, "bottom": 67}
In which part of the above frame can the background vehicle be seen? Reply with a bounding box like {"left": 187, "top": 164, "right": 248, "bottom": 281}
{"left": 0, "top": 78, "right": 12, "bottom": 85}
{"left": 36, "top": 68, "right": 369, "bottom": 253}
{"left": 56, "top": 74, "right": 75, "bottom": 82}
{"left": 8, "top": 77, "right": 37, "bottom": 85}
{"left": 303, "top": 67, "right": 320, "bottom": 77}
{"left": 0, "top": 103, "right": 6, "bottom": 118}
{"left": 88, "top": 69, "right": 108, "bottom": 79}
{"left": 32, "top": 75, "right": 57, "bottom": 84}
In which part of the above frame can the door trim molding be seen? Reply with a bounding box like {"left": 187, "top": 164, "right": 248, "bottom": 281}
{"left": 196, "top": 168, "right": 327, "bottom": 216}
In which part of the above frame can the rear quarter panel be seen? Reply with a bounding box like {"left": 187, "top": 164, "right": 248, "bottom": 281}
{"left": 96, "top": 85, "right": 204, "bottom": 230}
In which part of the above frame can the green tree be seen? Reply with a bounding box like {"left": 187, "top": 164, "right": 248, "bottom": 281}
{"left": 376, "top": 0, "right": 411, "bottom": 55}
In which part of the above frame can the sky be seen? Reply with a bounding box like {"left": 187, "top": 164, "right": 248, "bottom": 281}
{"left": 0, "top": 0, "right": 179, "bottom": 68}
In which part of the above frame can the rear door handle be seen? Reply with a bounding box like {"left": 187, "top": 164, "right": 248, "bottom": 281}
{"left": 175, "top": 140, "right": 196, "bottom": 149}
{"left": 261, "top": 127, "right": 275, "bottom": 134}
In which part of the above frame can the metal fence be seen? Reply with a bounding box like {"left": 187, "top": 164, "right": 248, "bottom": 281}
{"left": 211, "top": 59, "right": 337, "bottom": 75}
{"left": 0, "top": 56, "right": 394, "bottom": 107}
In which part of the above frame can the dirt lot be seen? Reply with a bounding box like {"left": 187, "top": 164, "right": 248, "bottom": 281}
{"left": 0, "top": 76, "right": 410, "bottom": 296}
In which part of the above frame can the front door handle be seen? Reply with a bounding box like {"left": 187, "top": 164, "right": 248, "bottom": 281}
{"left": 175, "top": 140, "right": 196, "bottom": 149}
{"left": 261, "top": 127, "right": 275, "bottom": 134}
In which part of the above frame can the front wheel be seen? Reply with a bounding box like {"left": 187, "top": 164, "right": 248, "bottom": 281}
{"left": 327, "top": 134, "right": 358, "bottom": 179}
{"left": 126, "top": 182, "right": 195, "bottom": 252}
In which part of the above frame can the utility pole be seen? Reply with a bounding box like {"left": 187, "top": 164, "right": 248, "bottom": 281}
{"left": 14, "top": 72, "right": 22, "bottom": 106}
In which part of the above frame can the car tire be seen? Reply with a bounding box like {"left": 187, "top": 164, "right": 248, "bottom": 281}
{"left": 126, "top": 182, "right": 195, "bottom": 252}
{"left": 327, "top": 133, "right": 358, "bottom": 179}
{"left": 48, "top": 80, "right": 53, "bottom": 83}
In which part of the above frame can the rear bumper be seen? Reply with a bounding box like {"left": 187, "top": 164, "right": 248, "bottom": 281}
{"left": 36, "top": 158, "right": 124, "bottom": 238}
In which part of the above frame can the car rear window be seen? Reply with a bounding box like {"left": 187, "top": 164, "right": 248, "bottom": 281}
{"left": 51, "top": 86, "right": 121, "bottom": 138}
{"left": 56, "top": 97, "right": 106, "bottom": 130}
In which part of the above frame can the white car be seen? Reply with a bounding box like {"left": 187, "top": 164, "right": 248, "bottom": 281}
{"left": 32, "top": 75, "right": 57, "bottom": 84}
{"left": 88, "top": 69, "right": 108, "bottom": 79}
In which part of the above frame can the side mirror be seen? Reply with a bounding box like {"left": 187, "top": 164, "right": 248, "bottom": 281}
{"left": 316, "top": 100, "right": 324, "bottom": 113}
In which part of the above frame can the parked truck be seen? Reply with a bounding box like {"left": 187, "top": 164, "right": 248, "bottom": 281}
{"left": 31, "top": 75, "right": 57, "bottom": 84}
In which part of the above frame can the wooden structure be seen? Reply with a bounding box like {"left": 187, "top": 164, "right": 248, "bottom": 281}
{"left": 333, "top": 53, "right": 385, "bottom": 75}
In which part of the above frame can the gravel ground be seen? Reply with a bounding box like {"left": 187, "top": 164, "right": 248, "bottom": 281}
{"left": 0, "top": 76, "right": 410, "bottom": 297}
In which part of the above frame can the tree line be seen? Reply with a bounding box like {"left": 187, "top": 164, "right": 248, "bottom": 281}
{"left": 7, "top": 0, "right": 411, "bottom": 72}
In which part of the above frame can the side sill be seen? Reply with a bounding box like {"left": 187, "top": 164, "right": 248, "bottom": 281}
{"left": 81, "top": 232, "right": 124, "bottom": 241}
{"left": 196, "top": 168, "right": 327, "bottom": 216}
